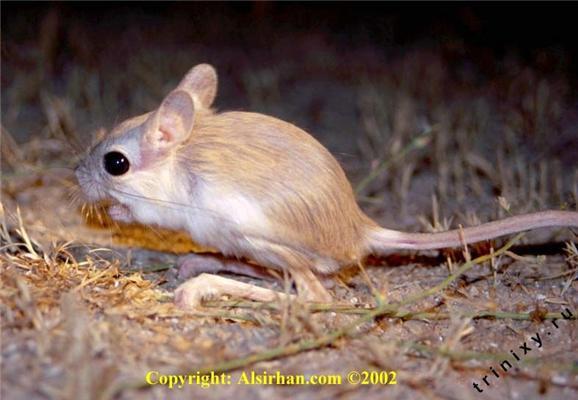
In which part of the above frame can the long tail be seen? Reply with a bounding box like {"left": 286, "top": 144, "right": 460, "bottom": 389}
{"left": 366, "top": 210, "right": 578, "bottom": 252}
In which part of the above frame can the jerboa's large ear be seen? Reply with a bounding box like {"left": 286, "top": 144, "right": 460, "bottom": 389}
{"left": 176, "top": 63, "right": 218, "bottom": 109}
{"left": 145, "top": 90, "right": 195, "bottom": 149}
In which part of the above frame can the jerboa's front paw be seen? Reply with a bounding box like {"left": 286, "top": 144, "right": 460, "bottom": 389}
{"left": 108, "top": 204, "right": 134, "bottom": 223}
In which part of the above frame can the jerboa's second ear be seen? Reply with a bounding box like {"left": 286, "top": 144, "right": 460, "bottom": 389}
{"left": 176, "top": 63, "right": 218, "bottom": 109}
{"left": 144, "top": 90, "right": 195, "bottom": 149}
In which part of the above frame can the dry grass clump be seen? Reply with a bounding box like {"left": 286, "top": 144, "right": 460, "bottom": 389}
{"left": 0, "top": 207, "right": 170, "bottom": 399}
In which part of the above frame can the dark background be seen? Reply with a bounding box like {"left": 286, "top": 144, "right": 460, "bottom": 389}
{"left": 3, "top": 2, "right": 578, "bottom": 85}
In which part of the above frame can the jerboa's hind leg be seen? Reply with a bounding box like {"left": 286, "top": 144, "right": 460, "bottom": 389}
{"left": 175, "top": 273, "right": 296, "bottom": 309}
{"left": 176, "top": 252, "right": 276, "bottom": 281}
{"left": 273, "top": 248, "right": 333, "bottom": 302}
{"left": 174, "top": 241, "right": 332, "bottom": 309}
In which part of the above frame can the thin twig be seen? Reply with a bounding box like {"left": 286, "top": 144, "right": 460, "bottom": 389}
{"left": 355, "top": 127, "right": 432, "bottom": 194}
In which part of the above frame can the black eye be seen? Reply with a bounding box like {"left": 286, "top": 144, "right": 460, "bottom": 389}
{"left": 103, "top": 151, "right": 130, "bottom": 176}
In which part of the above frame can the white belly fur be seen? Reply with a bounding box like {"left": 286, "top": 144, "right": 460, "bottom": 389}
{"left": 184, "top": 183, "right": 271, "bottom": 254}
